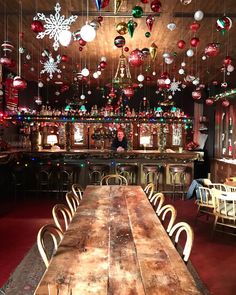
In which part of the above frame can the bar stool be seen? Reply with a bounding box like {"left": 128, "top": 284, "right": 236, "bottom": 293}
{"left": 143, "top": 165, "right": 162, "bottom": 191}
{"left": 116, "top": 164, "right": 138, "bottom": 185}
{"left": 59, "top": 165, "right": 75, "bottom": 194}
{"left": 37, "top": 165, "right": 52, "bottom": 193}
{"left": 169, "top": 165, "right": 187, "bottom": 200}
{"left": 88, "top": 164, "right": 110, "bottom": 185}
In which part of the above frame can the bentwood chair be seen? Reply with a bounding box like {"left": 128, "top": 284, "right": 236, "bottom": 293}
{"left": 100, "top": 174, "right": 128, "bottom": 185}
{"left": 52, "top": 204, "right": 72, "bottom": 233}
{"left": 195, "top": 187, "right": 215, "bottom": 222}
{"left": 65, "top": 191, "right": 80, "bottom": 215}
{"left": 211, "top": 189, "right": 236, "bottom": 236}
{"left": 37, "top": 224, "right": 63, "bottom": 268}
{"left": 149, "top": 192, "right": 165, "bottom": 214}
{"left": 157, "top": 204, "right": 177, "bottom": 233}
{"left": 72, "top": 183, "right": 83, "bottom": 200}
{"left": 169, "top": 222, "right": 194, "bottom": 263}
{"left": 143, "top": 183, "right": 155, "bottom": 200}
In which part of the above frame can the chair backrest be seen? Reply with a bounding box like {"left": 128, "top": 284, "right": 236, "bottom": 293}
{"left": 197, "top": 187, "right": 214, "bottom": 207}
{"left": 65, "top": 191, "right": 80, "bottom": 215}
{"left": 100, "top": 174, "right": 128, "bottom": 185}
{"left": 169, "top": 222, "right": 194, "bottom": 263}
{"left": 52, "top": 204, "right": 72, "bottom": 233}
{"left": 149, "top": 192, "right": 165, "bottom": 214}
{"left": 144, "top": 183, "right": 155, "bottom": 200}
{"left": 37, "top": 224, "right": 63, "bottom": 268}
{"left": 157, "top": 204, "right": 177, "bottom": 233}
{"left": 72, "top": 183, "right": 83, "bottom": 200}
{"left": 209, "top": 183, "right": 227, "bottom": 191}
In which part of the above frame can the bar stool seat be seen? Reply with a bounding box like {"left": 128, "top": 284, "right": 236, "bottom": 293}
{"left": 169, "top": 165, "right": 187, "bottom": 200}
{"left": 88, "top": 164, "right": 110, "bottom": 185}
{"left": 117, "top": 164, "right": 137, "bottom": 185}
{"left": 143, "top": 165, "right": 161, "bottom": 191}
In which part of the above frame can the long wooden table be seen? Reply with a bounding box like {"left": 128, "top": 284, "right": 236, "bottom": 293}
{"left": 34, "top": 186, "right": 201, "bottom": 295}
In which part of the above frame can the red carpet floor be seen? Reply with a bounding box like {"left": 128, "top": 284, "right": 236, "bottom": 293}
{"left": 0, "top": 196, "right": 236, "bottom": 294}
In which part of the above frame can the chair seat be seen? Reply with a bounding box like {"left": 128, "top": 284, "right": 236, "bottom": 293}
{"left": 89, "top": 165, "right": 109, "bottom": 171}
{"left": 169, "top": 165, "right": 186, "bottom": 173}
{"left": 143, "top": 165, "right": 159, "bottom": 173}
{"left": 117, "top": 165, "right": 137, "bottom": 172}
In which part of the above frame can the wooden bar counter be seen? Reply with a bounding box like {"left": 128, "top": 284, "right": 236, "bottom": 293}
{"left": 34, "top": 186, "right": 201, "bottom": 295}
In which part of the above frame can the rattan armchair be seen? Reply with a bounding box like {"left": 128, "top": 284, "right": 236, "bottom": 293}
{"left": 37, "top": 224, "right": 63, "bottom": 268}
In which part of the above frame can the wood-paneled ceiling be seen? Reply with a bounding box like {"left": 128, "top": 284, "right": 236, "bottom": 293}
{"left": 0, "top": 0, "right": 236, "bottom": 91}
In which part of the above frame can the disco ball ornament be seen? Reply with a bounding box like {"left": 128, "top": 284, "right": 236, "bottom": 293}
{"left": 190, "top": 21, "right": 200, "bottom": 32}
{"left": 132, "top": 6, "right": 143, "bottom": 18}
{"left": 205, "top": 43, "right": 220, "bottom": 57}
{"left": 129, "top": 49, "right": 144, "bottom": 67}
{"left": 31, "top": 20, "right": 44, "bottom": 33}
{"left": 13, "top": 76, "right": 27, "bottom": 90}
{"left": 222, "top": 99, "right": 230, "bottom": 107}
{"left": 192, "top": 90, "right": 201, "bottom": 100}
{"left": 190, "top": 37, "right": 200, "bottom": 47}
{"left": 216, "top": 17, "right": 232, "bottom": 34}
{"left": 151, "top": 0, "right": 162, "bottom": 13}
{"left": 114, "top": 36, "right": 126, "bottom": 48}
{"left": 205, "top": 98, "right": 214, "bottom": 106}
{"left": 116, "top": 22, "right": 128, "bottom": 35}
{"left": 177, "top": 40, "right": 186, "bottom": 49}
{"left": 194, "top": 10, "right": 204, "bottom": 21}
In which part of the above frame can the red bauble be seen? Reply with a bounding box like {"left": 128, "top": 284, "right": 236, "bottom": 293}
{"left": 224, "top": 55, "right": 232, "bottom": 65}
{"left": 190, "top": 21, "right": 200, "bottom": 32}
{"left": 79, "top": 38, "right": 87, "bottom": 46}
{"left": 205, "top": 43, "right": 220, "bottom": 57}
{"left": 0, "top": 56, "right": 12, "bottom": 67}
{"left": 97, "top": 16, "right": 103, "bottom": 23}
{"left": 141, "top": 0, "right": 149, "bottom": 3}
{"left": 101, "top": 0, "right": 110, "bottom": 8}
{"left": 31, "top": 20, "right": 44, "bottom": 33}
{"left": 177, "top": 40, "right": 186, "bottom": 49}
{"left": 124, "top": 46, "right": 129, "bottom": 52}
{"left": 151, "top": 0, "right": 162, "bottom": 13}
{"left": 61, "top": 84, "right": 69, "bottom": 93}
{"left": 212, "top": 80, "right": 218, "bottom": 85}
{"left": 79, "top": 47, "right": 83, "bottom": 51}
{"left": 100, "top": 61, "right": 107, "bottom": 69}
{"left": 109, "top": 88, "right": 116, "bottom": 98}
{"left": 145, "top": 75, "right": 152, "bottom": 82}
{"left": 123, "top": 86, "right": 134, "bottom": 98}
{"left": 192, "top": 90, "right": 201, "bottom": 100}
{"left": 61, "top": 54, "right": 69, "bottom": 62}
{"left": 190, "top": 37, "right": 200, "bottom": 47}
{"left": 129, "top": 49, "right": 144, "bottom": 67}
{"left": 205, "top": 98, "right": 214, "bottom": 106}
{"left": 13, "top": 76, "right": 27, "bottom": 90}
{"left": 222, "top": 99, "right": 230, "bottom": 107}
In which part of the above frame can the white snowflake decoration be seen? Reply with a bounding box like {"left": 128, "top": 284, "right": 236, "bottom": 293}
{"left": 34, "top": 3, "right": 78, "bottom": 51}
{"left": 41, "top": 55, "right": 61, "bottom": 79}
{"left": 168, "top": 78, "right": 182, "bottom": 95}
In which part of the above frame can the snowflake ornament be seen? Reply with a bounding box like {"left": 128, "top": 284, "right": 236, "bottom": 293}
{"left": 34, "top": 3, "right": 78, "bottom": 51}
{"left": 41, "top": 54, "right": 61, "bottom": 79}
{"left": 168, "top": 78, "right": 182, "bottom": 95}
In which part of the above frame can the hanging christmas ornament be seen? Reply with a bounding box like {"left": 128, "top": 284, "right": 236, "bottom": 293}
{"left": 0, "top": 56, "right": 12, "bottom": 67}
{"left": 137, "top": 74, "right": 145, "bottom": 82}
{"left": 177, "top": 40, "right": 186, "bottom": 49}
{"left": 89, "top": 19, "right": 101, "bottom": 30}
{"left": 100, "top": 61, "right": 107, "bottom": 69}
{"left": 1, "top": 41, "right": 14, "bottom": 53}
{"left": 132, "top": 6, "right": 143, "bottom": 18}
{"left": 114, "top": 35, "right": 126, "bottom": 48}
{"left": 165, "top": 56, "right": 174, "bottom": 64}
{"left": 40, "top": 54, "right": 61, "bottom": 79}
{"left": 151, "top": 0, "right": 162, "bottom": 13}
{"left": 190, "top": 37, "right": 200, "bottom": 47}
{"left": 163, "top": 52, "right": 170, "bottom": 58}
{"left": 141, "top": 48, "right": 150, "bottom": 57}
{"left": 167, "top": 22, "right": 176, "bottom": 31}
{"left": 205, "top": 43, "right": 220, "bottom": 57}
{"left": 109, "top": 87, "right": 116, "bottom": 98}
{"left": 222, "top": 99, "right": 230, "bottom": 107}
{"left": 178, "top": 68, "right": 185, "bottom": 75}
{"left": 180, "top": 0, "right": 192, "bottom": 4}
{"left": 79, "top": 38, "right": 87, "bottom": 46}
{"left": 116, "top": 22, "right": 128, "bottom": 35}
{"left": 194, "top": 10, "right": 204, "bottom": 21}
{"left": 101, "top": 0, "right": 110, "bottom": 9}
{"left": 216, "top": 16, "right": 232, "bottom": 35}
{"left": 186, "top": 49, "right": 194, "bottom": 57}
{"left": 31, "top": 20, "right": 44, "bottom": 33}
{"left": 205, "top": 98, "right": 214, "bottom": 106}
{"left": 227, "top": 64, "right": 234, "bottom": 72}
{"left": 13, "top": 76, "right": 27, "bottom": 90}
{"left": 150, "top": 42, "right": 158, "bottom": 60}
{"left": 94, "top": 0, "right": 102, "bottom": 10}
{"left": 124, "top": 46, "right": 129, "bottom": 52}
{"left": 80, "top": 23, "right": 96, "bottom": 42}
{"left": 146, "top": 15, "right": 155, "bottom": 31}
{"left": 129, "top": 49, "right": 144, "bottom": 67}
{"left": 192, "top": 90, "right": 201, "bottom": 100}
{"left": 114, "top": 0, "right": 123, "bottom": 14}
{"left": 61, "top": 54, "right": 69, "bottom": 62}
{"left": 190, "top": 21, "right": 200, "bottom": 32}
{"left": 224, "top": 55, "right": 232, "bottom": 65}
{"left": 127, "top": 20, "right": 137, "bottom": 38}
{"left": 123, "top": 86, "right": 134, "bottom": 98}
{"left": 168, "top": 78, "right": 182, "bottom": 95}
{"left": 141, "top": 0, "right": 149, "bottom": 3}
{"left": 33, "top": 3, "right": 78, "bottom": 51}
{"left": 38, "top": 80, "right": 44, "bottom": 88}
{"left": 145, "top": 32, "right": 151, "bottom": 38}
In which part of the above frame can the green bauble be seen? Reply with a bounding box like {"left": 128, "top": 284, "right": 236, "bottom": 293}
{"left": 145, "top": 32, "right": 151, "bottom": 38}
{"left": 132, "top": 6, "right": 143, "bottom": 18}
